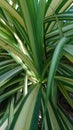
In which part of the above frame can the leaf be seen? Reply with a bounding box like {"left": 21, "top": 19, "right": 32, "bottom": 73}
{"left": 0, "top": 66, "right": 22, "bottom": 87}
{"left": 64, "top": 44, "right": 73, "bottom": 63}
{"left": 18, "top": 0, "right": 45, "bottom": 75}
{"left": 0, "top": 85, "right": 23, "bottom": 102}
{"left": 42, "top": 90, "right": 66, "bottom": 130}
{"left": 55, "top": 76, "right": 73, "bottom": 86}
{"left": 0, "top": 39, "right": 38, "bottom": 77}
{"left": 0, "top": 104, "right": 9, "bottom": 130}
{"left": 10, "top": 86, "right": 41, "bottom": 130}
{"left": 0, "top": 0, "right": 26, "bottom": 30}
{"left": 8, "top": 97, "right": 14, "bottom": 128}
{"left": 57, "top": 82, "right": 73, "bottom": 107}
{"left": 46, "top": 37, "right": 69, "bottom": 101}
{"left": 45, "top": 13, "right": 73, "bottom": 23}
{"left": 58, "top": 108, "right": 73, "bottom": 130}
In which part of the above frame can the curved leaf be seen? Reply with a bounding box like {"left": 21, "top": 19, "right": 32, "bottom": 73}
{"left": 10, "top": 86, "right": 41, "bottom": 130}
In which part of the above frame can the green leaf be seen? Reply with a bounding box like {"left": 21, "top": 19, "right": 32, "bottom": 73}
{"left": 18, "top": 0, "right": 45, "bottom": 75}
{"left": 57, "top": 82, "right": 73, "bottom": 107}
{"left": 0, "top": 66, "right": 22, "bottom": 87}
{"left": 8, "top": 97, "right": 14, "bottom": 128}
{"left": 0, "top": 85, "right": 23, "bottom": 102}
{"left": 10, "top": 86, "right": 41, "bottom": 130}
{"left": 46, "top": 37, "right": 69, "bottom": 101}
{"left": 45, "top": 13, "right": 73, "bottom": 23}
{"left": 55, "top": 76, "right": 73, "bottom": 86}
{"left": 42, "top": 90, "right": 66, "bottom": 130}
{"left": 0, "top": 103, "right": 9, "bottom": 130}
{"left": 0, "top": 39, "right": 38, "bottom": 78}
{"left": 58, "top": 108, "right": 73, "bottom": 130}
{"left": 64, "top": 44, "right": 73, "bottom": 63}
{"left": 0, "top": 0, "right": 26, "bottom": 30}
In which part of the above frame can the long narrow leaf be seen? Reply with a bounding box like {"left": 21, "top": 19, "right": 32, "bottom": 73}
{"left": 46, "top": 37, "right": 69, "bottom": 101}
{"left": 10, "top": 86, "right": 41, "bottom": 130}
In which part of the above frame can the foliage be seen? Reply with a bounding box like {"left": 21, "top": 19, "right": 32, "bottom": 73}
{"left": 0, "top": 0, "right": 73, "bottom": 130}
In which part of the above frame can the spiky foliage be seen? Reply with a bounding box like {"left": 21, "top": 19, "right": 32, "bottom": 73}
{"left": 0, "top": 0, "right": 73, "bottom": 130}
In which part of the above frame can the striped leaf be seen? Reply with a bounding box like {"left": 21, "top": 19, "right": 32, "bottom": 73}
{"left": 10, "top": 86, "right": 41, "bottom": 130}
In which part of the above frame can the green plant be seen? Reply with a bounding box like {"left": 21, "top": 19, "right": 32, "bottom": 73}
{"left": 0, "top": 0, "right": 73, "bottom": 130}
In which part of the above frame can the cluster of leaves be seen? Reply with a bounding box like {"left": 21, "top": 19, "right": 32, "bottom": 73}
{"left": 0, "top": 0, "right": 73, "bottom": 130}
